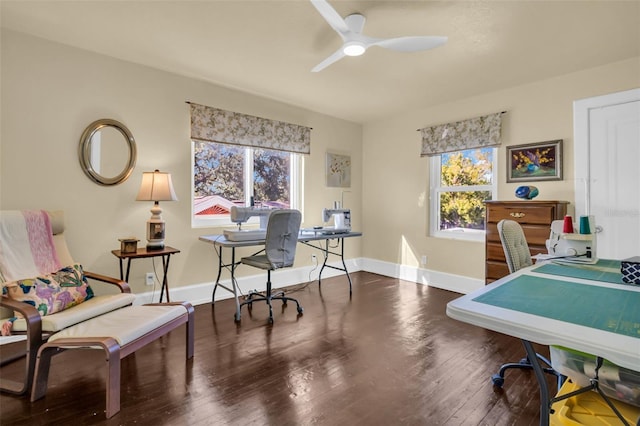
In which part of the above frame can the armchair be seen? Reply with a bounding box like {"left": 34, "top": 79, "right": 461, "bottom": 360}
{"left": 0, "top": 210, "right": 135, "bottom": 395}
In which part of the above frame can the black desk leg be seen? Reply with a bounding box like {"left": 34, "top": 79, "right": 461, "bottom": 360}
{"left": 118, "top": 259, "right": 124, "bottom": 281}
{"left": 317, "top": 239, "right": 329, "bottom": 286}
{"left": 159, "top": 254, "right": 171, "bottom": 303}
{"left": 339, "top": 238, "right": 352, "bottom": 295}
{"left": 210, "top": 247, "right": 242, "bottom": 321}
{"left": 212, "top": 246, "right": 223, "bottom": 303}
{"left": 316, "top": 238, "right": 352, "bottom": 295}
{"left": 125, "top": 258, "right": 132, "bottom": 283}
{"left": 231, "top": 248, "right": 241, "bottom": 322}
{"left": 521, "top": 339, "right": 550, "bottom": 426}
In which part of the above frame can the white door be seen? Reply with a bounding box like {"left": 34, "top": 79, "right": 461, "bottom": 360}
{"left": 574, "top": 89, "right": 640, "bottom": 259}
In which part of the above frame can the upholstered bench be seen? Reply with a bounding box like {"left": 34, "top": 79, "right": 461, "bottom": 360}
{"left": 30, "top": 302, "right": 194, "bottom": 418}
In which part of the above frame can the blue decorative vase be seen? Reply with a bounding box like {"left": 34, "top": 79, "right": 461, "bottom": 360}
{"left": 515, "top": 185, "right": 539, "bottom": 200}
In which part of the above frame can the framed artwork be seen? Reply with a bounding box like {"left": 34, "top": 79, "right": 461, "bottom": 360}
{"left": 507, "top": 139, "right": 563, "bottom": 182}
{"left": 148, "top": 222, "right": 165, "bottom": 241}
{"left": 326, "top": 152, "right": 351, "bottom": 188}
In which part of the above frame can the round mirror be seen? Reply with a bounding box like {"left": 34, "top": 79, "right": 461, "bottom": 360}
{"left": 79, "top": 119, "right": 137, "bottom": 186}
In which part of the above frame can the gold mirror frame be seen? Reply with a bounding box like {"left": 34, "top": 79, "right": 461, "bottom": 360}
{"left": 78, "top": 119, "right": 137, "bottom": 186}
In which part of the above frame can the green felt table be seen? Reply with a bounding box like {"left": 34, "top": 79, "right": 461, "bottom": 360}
{"left": 533, "top": 259, "right": 623, "bottom": 284}
{"left": 473, "top": 274, "right": 640, "bottom": 338}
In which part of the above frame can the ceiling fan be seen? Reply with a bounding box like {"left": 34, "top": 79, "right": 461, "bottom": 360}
{"left": 310, "top": 0, "right": 448, "bottom": 72}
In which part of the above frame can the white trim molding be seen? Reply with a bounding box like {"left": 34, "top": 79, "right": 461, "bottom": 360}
{"left": 360, "top": 258, "right": 484, "bottom": 294}
{"left": 135, "top": 258, "right": 482, "bottom": 305}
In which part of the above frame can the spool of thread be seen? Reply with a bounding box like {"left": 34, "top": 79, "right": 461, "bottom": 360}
{"left": 563, "top": 215, "right": 574, "bottom": 233}
{"left": 579, "top": 216, "right": 591, "bottom": 234}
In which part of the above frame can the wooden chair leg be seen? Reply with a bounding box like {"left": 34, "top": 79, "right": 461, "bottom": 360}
{"left": 1, "top": 308, "right": 43, "bottom": 395}
{"left": 31, "top": 345, "right": 60, "bottom": 401}
{"left": 105, "top": 343, "right": 121, "bottom": 419}
{"left": 31, "top": 337, "right": 121, "bottom": 419}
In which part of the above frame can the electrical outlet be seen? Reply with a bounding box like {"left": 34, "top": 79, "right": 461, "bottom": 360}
{"left": 311, "top": 254, "right": 317, "bottom": 262}
{"left": 145, "top": 272, "right": 154, "bottom": 286}
{"left": 421, "top": 255, "right": 427, "bottom": 265}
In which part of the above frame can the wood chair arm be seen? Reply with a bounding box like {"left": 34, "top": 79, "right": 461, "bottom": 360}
{"left": 0, "top": 295, "right": 43, "bottom": 394}
{"left": 84, "top": 271, "right": 131, "bottom": 293}
{"left": 1, "top": 295, "right": 43, "bottom": 329}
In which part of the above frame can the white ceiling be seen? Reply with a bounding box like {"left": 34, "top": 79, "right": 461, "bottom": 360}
{"left": 2, "top": 0, "right": 639, "bottom": 123}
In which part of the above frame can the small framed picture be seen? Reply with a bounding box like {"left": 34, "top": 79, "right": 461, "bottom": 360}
{"left": 148, "top": 222, "right": 165, "bottom": 241}
{"left": 326, "top": 151, "right": 351, "bottom": 188}
{"left": 507, "top": 139, "right": 563, "bottom": 182}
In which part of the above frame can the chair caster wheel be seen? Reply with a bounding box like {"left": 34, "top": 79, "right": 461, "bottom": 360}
{"left": 297, "top": 306, "right": 304, "bottom": 314}
{"left": 234, "top": 314, "right": 241, "bottom": 322}
{"left": 491, "top": 374, "right": 505, "bottom": 387}
{"left": 268, "top": 317, "right": 274, "bottom": 324}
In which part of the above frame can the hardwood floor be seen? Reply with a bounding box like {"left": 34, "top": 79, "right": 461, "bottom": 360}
{"left": 0, "top": 272, "right": 554, "bottom": 425}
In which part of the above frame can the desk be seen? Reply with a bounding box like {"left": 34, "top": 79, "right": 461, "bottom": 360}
{"left": 446, "top": 261, "right": 640, "bottom": 426}
{"left": 199, "top": 231, "right": 362, "bottom": 321}
{"left": 111, "top": 246, "right": 180, "bottom": 303}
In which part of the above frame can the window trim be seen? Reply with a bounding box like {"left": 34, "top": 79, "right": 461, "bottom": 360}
{"left": 429, "top": 148, "right": 498, "bottom": 241}
{"left": 191, "top": 141, "right": 302, "bottom": 228}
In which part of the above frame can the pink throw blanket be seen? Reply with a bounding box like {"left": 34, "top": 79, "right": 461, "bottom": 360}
{"left": 0, "top": 210, "right": 61, "bottom": 283}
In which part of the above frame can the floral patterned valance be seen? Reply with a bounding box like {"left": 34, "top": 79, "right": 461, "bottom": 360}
{"left": 419, "top": 112, "right": 504, "bottom": 157}
{"left": 189, "top": 102, "right": 311, "bottom": 155}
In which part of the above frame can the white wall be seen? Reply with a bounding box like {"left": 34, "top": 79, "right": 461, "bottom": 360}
{"left": 362, "top": 56, "right": 640, "bottom": 287}
{"left": 2, "top": 29, "right": 638, "bottom": 297}
{"left": 0, "top": 30, "right": 363, "bottom": 296}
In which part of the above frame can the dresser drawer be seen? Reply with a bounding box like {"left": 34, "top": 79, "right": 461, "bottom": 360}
{"left": 486, "top": 261, "right": 510, "bottom": 280}
{"left": 487, "top": 242, "right": 505, "bottom": 262}
{"left": 487, "top": 205, "right": 555, "bottom": 225}
{"left": 486, "top": 223, "right": 551, "bottom": 245}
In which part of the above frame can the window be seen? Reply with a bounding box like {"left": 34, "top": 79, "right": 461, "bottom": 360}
{"left": 430, "top": 147, "right": 497, "bottom": 241}
{"left": 192, "top": 141, "right": 302, "bottom": 227}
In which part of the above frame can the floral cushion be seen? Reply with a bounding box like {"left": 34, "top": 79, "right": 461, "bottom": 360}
{"left": 2, "top": 264, "right": 94, "bottom": 317}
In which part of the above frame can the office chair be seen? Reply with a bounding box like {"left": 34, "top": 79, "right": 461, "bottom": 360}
{"left": 239, "top": 209, "right": 303, "bottom": 324}
{"left": 491, "top": 220, "right": 565, "bottom": 391}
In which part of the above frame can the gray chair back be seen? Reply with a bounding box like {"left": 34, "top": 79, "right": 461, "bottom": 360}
{"left": 265, "top": 209, "right": 302, "bottom": 269}
{"left": 497, "top": 219, "right": 533, "bottom": 273}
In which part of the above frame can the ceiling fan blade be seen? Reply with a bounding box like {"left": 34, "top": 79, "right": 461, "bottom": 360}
{"left": 373, "top": 36, "right": 448, "bottom": 52}
{"left": 311, "top": 47, "right": 346, "bottom": 72}
{"left": 310, "top": 0, "right": 350, "bottom": 40}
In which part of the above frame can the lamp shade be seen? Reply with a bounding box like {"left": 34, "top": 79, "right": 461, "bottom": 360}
{"left": 136, "top": 170, "right": 178, "bottom": 202}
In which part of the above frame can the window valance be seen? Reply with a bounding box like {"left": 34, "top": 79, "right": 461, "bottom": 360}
{"left": 419, "top": 112, "right": 504, "bottom": 157}
{"left": 189, "top": 102, "right": 311, "bottom": 155}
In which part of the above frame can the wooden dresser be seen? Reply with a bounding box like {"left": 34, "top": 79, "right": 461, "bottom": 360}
{"left": 485, "top": 200, "right": 569, "bottom": 284}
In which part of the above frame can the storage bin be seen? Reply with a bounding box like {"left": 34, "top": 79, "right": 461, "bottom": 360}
{"left": 550, "top": 346, "right": 640, "bottom": 408}
{"left": 550, "top": 379, "right": 640, "bottom": 425}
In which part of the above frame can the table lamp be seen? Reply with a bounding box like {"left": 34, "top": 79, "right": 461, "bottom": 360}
{"left": 136, "top": 170, "right": 178, "bottom": 250}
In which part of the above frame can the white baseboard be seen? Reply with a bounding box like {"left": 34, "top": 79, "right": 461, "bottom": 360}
{"left": 360, "top": 258, "right": 484, "bottom": 294}
{"left": 134, "top": 258, "right": 361, "bottom": 305}
{"left": 134, "top": 257, "right": 482, "bottom": 305}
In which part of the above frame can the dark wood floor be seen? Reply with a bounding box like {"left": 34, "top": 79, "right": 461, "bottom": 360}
{"left": 0, "top": 272, "right": 554, "bottom": 425}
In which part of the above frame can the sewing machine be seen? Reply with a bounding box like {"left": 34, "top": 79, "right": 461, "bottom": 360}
{"left": 321, "top": 204, "right": 351, "bottom": 233}
{"left": 223, "top": 206, "right": 272, "bottom": 241}
{"left": 545, "top": 219, "right": 597, "bottom": 263}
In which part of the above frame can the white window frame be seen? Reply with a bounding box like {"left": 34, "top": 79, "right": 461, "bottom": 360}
{"left": 191, "top": 141, "right": 303, "bottom": 228}
{"left": 429, "top": 148, "right": 498, "bottom": 241}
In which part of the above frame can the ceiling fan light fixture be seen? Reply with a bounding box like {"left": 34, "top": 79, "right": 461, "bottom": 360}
{"left": 343, "top": 42, "right": 365, "bottom": 57}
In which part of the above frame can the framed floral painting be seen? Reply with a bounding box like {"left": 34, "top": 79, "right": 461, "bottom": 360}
{"left": 507, "top": 140, "right": 563, "bottom": 182}
{"left": 326, "top": 152, "right": 351, "bottom": 188}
